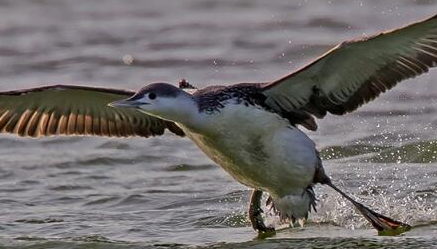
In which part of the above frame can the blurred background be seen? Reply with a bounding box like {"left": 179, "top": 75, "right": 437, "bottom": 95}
{"left": 0, "top": 0, "right": 437, "bottom": 248}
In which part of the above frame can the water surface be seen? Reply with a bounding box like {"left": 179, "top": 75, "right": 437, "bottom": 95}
{"left": 1, "top": 0, "right": 437, "bottom": 248}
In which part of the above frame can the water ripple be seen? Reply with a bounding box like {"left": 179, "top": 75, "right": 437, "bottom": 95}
{"left": 164, "top": 164, "right": 216, "bottom": 171}
{"left": 1, "top": 0, "right": 437, "bottom": 248}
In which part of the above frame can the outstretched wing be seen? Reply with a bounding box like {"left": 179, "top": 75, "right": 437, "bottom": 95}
{"left": 0, "top": 85, "right": 184, "bottom": 138}
{"left": 262, "top": 14, "right": 437, "bottom": 124}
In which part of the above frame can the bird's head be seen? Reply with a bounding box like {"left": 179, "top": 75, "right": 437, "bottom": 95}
{"left": 109, "top": 83, "right": 197, "bottom": 123}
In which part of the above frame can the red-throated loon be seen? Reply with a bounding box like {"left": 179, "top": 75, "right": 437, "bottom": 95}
{"left": 1, "top": 14, "right": 437, "bottom": 235}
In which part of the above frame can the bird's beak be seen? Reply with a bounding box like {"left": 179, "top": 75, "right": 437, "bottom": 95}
{"left": 108, "top": 99, "right": 147, "bottom": 108}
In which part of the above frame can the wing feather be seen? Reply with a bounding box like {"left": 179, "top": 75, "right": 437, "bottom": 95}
{"left": 0, "top": 85, "right": 184, "bottom": 138}
{"left": 262, "top": 14, "right": 437, "bottom": 124}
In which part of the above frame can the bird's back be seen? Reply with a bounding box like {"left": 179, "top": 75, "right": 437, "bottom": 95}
{"left": 192, "top": 83, "right": 317, "bottom": 130}
{"left": 192, "top": 83, "right": 266, "bottom": 113}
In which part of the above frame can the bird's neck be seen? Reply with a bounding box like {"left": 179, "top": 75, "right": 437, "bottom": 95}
{"left": 141, "top": 97, "right": 204, "bottom": 129}
{"left": 175, "top": 102, "right": 209, "bottom": 132}
{"left": 167, "top": 99, "right": 210, "bottom": 133}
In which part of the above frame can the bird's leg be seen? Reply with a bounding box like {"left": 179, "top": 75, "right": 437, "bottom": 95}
{"left": 248, "top": 189, "right": 275, "bottom": 233}
{"left": 324, "top": 179, "right": 411, "bottom": 235}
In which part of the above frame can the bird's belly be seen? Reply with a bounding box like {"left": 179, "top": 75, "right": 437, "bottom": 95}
{"left": 180, "top": 104, "right": 318, "bottom": 197}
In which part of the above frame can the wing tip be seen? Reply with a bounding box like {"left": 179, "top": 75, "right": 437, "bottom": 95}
{"left": 0, "top": 84, "right": 134, "bottom": 96}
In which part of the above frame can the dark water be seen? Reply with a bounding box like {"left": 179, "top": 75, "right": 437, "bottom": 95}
{"left": 1, "top": 0, "right": 437, "bottom": 248}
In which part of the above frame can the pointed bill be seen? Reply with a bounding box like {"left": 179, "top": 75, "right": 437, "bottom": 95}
{"left": 108, "top": 98, "right": 148, "bottom": 108}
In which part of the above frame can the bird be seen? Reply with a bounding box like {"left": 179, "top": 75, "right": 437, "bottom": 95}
{"left": 1, "top": 13, "right": 437, "bottom": 235}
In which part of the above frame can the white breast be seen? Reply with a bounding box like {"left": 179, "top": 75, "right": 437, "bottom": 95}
{"left": 179, "top": 101, "right": 318, "bottom": 198}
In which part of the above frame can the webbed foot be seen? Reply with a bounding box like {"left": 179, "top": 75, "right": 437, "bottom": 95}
{"left": 325, "top": 180, "right": 411, "bottom": 236}
{"left": 248, "top": 189, "right": 276, "bottom": 234}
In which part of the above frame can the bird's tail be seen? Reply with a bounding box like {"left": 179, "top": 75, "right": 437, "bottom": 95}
{"left": 267, "top": 186, "right": 317, "bottom": 226}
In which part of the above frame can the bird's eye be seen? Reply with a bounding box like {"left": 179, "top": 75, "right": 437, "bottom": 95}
{"left": 148, "top": 93, "right": 157, "bottom": 100}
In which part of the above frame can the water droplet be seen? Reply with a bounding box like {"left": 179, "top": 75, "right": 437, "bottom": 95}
{"left": 122, "top": 54, "right": 134, "bottom": 65}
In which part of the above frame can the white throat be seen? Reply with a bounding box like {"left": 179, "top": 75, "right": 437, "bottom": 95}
{"left": 138, "top": 96, "right": 202, "bottom": 128}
